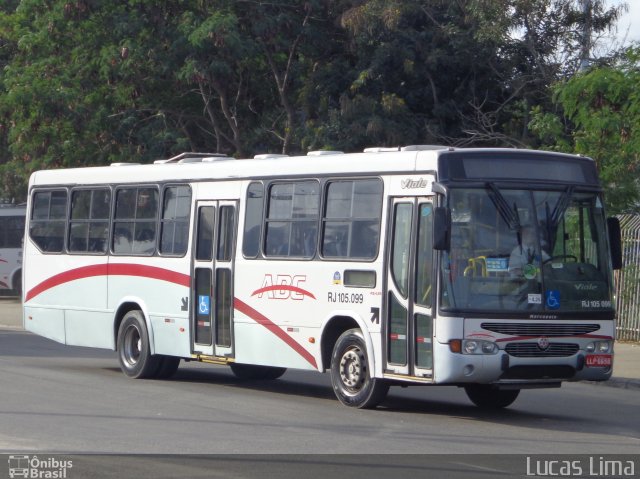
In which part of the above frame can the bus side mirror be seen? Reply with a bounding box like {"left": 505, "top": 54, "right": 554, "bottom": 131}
{"left": 433, "top": 207, "right": 450, "bottom": 251}
{"left": 607, "top": 217, "right": 622, "bottom": 270}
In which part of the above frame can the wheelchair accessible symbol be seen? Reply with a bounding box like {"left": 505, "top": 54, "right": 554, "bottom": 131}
{"left": 198, "top": 295, "right": 210, "bottom": 315}
{"left": 545, "top": 290, "right": 560, "bottom": 310}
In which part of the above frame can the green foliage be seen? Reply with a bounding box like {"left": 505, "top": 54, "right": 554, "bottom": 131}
{"left": 531, "top": 47, "right": 640, "bottom": 214}
{"left": 0, "top": 0, "right": 634, "bottom": 204}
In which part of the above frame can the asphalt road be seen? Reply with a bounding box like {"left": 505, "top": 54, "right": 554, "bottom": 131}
{"left": 1, "top": 330, "right": 639, "bottom": 456}
{"left": 2, "top": 298, "right": 638, "bottom": 478}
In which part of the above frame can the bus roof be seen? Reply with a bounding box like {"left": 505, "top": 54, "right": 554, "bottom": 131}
{"left": 28, "top": 147, "right": 591, "bottom": 188}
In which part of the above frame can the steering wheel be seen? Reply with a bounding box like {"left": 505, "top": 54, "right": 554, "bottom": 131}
{"left": 543, "top": 254, "right": 578, "bottom": 264}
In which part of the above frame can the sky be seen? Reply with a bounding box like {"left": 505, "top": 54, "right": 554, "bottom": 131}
{"left": 605, "top": 0, "right": 640, "bottom": 44}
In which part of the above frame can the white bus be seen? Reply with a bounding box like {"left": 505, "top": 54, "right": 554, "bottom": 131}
{"left": 22, "top": 147, "right": 622, "bottom": 408}
{"left": 0, "top": 204, "right": 26, "bottom": 296}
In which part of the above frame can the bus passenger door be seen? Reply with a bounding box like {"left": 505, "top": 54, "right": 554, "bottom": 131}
{"left": 192, "top": 200, "right": 237, "bottom": 358}
{"left": 385, "top": 198, "right": 434, "bottom": 379}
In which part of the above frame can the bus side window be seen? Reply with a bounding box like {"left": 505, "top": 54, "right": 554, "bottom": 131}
{"left": 160, "top": 185, "right": 191, "bottom": 256}
{"left": 29, "top": 190, "right": 67, "bottom": 253}
{"left": 113, "top": 187, "right": 158, "bottom": 255}
{"left": 243, "top": 182, "right": 264, "bottom": 258}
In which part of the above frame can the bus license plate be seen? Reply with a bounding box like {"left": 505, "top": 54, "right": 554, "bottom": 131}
{"left": 585, "top": 354, "right": 612, "bottom": 367}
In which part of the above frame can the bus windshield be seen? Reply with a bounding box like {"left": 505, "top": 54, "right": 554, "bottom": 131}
{"left": 440, "top": 186, "right": 614, "bottom": 315}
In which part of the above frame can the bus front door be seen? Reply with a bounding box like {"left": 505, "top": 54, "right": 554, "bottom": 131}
{"left": 385, "top": 197, "right": 435, "bottom": 379}
{"left": 191, "top": 200, "right": 237, "bottom": 359}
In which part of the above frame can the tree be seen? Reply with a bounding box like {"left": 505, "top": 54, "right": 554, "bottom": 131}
{"left": 530, "top": 47, "right": 640, "bottom": 213}
{"left": 178, "top": 0, "right": 334, "bottom": 156}
{"left": 0, "top": 1, "right": 198, "bottom": 201}
{"left": 0, "top": 0, "right": 633, "bottom": 203}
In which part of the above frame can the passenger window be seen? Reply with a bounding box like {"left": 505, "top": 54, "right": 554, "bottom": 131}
{"left": 264, "top": 181, "right": 319, "bottom": 258}
{"left": 69, "top": 189, "right": 110, "bottom": 254}
{"left": 160, "top": 185, "right": 191, "bottom": 256}
{"left": 29, "top": 190, "right": 68, "bottom": 253}
{"left": 242, "top": 182, "right": 264, "bottom": 258}
{"left": 113, "top": 187, "right": 158, "bottom": 255}
{"left": 322, "top": 179, "right": 382, "bottom": 259}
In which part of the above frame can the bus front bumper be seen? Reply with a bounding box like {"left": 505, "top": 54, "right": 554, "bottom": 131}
{"left": 433, "top": 341, "right": 613, "bottom": 385}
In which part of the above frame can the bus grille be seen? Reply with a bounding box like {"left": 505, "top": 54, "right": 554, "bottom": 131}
{"left": 481, "top": 323, "right": 599, "bottom": 337}
{"left": 505, "top": 342, "right": 579, "bottom": 358}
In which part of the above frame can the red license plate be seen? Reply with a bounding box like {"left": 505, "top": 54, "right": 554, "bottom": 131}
{"left": 585, "top": 354, "right": 612, "bottom": 367}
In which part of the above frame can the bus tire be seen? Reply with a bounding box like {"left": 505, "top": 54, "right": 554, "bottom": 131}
{"left": 155, "top": 356, "right": 181, "bottom": 379}
{"left": 464, "top": 385, "right": 520, "bottom": 409}
{"left": 117, "top": 310, "right": 161, "bottom": 379}
{"left": 230, "top": 363, "right": 287, "bottom": 380}
{"left": 330, "top": 328, "right": 389, "bottom": 409}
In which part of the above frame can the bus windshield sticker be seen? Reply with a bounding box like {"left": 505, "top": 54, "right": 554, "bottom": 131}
{"left": 528, "top": 294, "right": 542, "bottom": 304}
{"left": 545, "top": 290, "right": 561, "bottom": 310}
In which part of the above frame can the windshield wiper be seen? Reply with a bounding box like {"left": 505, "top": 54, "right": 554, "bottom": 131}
{"left": 486, "top": 182, "right": 521, "bottom": 231}
{"left": 544, "top": 186, "right": 574, "bottom": 250}
{"left": 549, "top": 186, "right": 574, "bottom": 227}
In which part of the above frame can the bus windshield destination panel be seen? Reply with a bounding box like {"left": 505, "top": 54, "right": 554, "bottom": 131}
{"left": 22, "top": 147, "right": 622, "bottom": 409}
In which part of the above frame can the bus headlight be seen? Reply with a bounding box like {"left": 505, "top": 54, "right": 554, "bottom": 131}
{"left": 586, "top": 341, "right": 612, "bottom": 353}
{"left": 462, "top": 339, "right": 498, "bottom": 355}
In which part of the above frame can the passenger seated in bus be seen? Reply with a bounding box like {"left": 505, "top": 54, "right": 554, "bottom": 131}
{"left": 266, "top": 227, "right": 288, "bottom": 256}
{"left": 114, "top": 227, "right": 132, "bottom": 253}
{"left": 134, "top": 227, "right": 156, "bottom": 254}
{"left": 508, "top": 225, "right": 549, "bottom": 276}
{"left": 351, "top": 222, "right": 377, "bottom": 258}
{"left": 324, "top": 230, "right": 347, "bottom": 257}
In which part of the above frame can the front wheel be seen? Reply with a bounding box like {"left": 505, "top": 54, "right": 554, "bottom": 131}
{"left": 464, "top": 385, "right": 520, "bottom": 409}
{"left": 330, "top": 329, "right": 389, "bottom": 408}
{"left": 117, "top": 310, "right": 161, "bottom": 379}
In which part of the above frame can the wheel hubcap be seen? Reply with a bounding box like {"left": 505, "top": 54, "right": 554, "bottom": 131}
{"left": 339, "top": 346, "right": 366, "bottom": 393}
{"left": 123, "top": 325, "right": 141, "bottom": 367}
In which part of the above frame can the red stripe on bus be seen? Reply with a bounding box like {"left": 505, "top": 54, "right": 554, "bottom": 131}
{"left": 250, "top": 285, "right": 316, "bottom": 299}
{"left": 234, "top": 297, "right": 318, "bottom": 369}
{"left": 25, "top": 263, "right": 190, "bottom": 302}
{"left": 107, "top": 263, "right": 190, "bottom": 288}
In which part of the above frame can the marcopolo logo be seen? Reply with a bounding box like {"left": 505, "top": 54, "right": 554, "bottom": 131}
{"left": 8, "top": 455, "right": 73, "bottom": 479}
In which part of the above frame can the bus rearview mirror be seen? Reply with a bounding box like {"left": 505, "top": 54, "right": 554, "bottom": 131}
{"left": 433, "top": 207, "right": 450, "bottom": 251}
{"left": 607, "top": 217, "right": 622, "bottom": 270}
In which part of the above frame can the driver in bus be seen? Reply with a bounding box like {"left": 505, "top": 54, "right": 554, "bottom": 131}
{"left": 508, "top": 225, "right": 549, "bottom": 277}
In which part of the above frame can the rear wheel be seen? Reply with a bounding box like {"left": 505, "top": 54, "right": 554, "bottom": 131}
{"left": 464, "top": 385, "right": 520, "bottom": 409}
{"left": 155, "top": 356, "right": 181, "bottom": 379}
{"left": 230, "top": 363, "right": 287, "bottom": 380}
{"left": 330, "top": 328, "right": 389, "bottom": 408}
{"left": 117, "top": 310, "right": 161, "bottom": 379}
